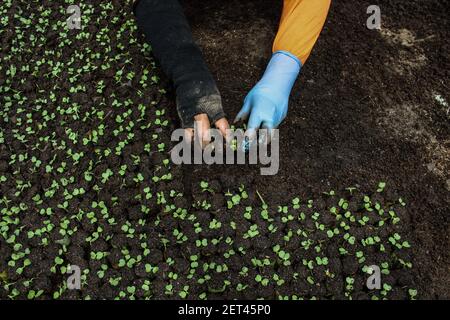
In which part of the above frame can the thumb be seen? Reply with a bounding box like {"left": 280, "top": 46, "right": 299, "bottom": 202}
{"left": 234, "top": 99, "right": 252, "bottom": 124}
{"left": 260, "top": 121, "right": 275, "bottom": 145}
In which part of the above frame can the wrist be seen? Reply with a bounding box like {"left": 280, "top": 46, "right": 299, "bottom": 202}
{"left": 176, "top": 81, "right": 224, "bottom": 128}
{"left": 259, "top": 51, "right": 301, "bottom": 94}
{"left": 273, "top": 51, "right": 302, "bottom": 69}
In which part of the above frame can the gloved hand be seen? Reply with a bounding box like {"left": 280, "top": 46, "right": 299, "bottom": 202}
{"left": 235, "top": 51, "right": 301, "bottom": 132}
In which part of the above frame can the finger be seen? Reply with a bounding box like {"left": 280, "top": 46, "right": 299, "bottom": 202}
{"left": 247, "top": 111, "right": 263, "bottom": 131}
{"left": 241, "top": 127, "right": 258, "bottom": 153}
{"left": 184, "top": 128, "right": 194, "bottom": 143}
{"left": 215, "top": 117, "right": 231, "bottom": 144}
{"left": 194, "top": 114, "right": 211, "bottom": 149}
{"left": 243, "top": 111, "right": 263, "bottom": 152}
{"left": 234, "top": 99, "right": 251, "bottom": 124}
{"left": 260, "top": 121, "right": 275, "bottom": 145}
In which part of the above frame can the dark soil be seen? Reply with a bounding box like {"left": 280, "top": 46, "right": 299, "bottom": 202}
{"left": 0, "top": 0, "right": 448, "bottom": 300}
{"left": 182, "top": 0, "right": 450, "bottom": 298}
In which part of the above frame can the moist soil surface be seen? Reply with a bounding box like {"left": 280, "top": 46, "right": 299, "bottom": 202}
{"left": 183, "top": 0, "right": 450, "bottom": 299}
{"left": 0, "top": 0, "right": 448, "bottom": 300}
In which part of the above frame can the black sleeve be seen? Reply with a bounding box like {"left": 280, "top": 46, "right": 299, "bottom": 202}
{"left": 134, "top": 0, "right": 225, "bottom": 128}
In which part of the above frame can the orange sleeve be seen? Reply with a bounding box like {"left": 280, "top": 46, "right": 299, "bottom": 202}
{"left": 273, "top": 0, "right": 331, "bottom": 65}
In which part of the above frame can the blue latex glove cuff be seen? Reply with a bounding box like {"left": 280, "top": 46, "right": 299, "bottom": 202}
{"left": 235, "top": 50, "right": 301, "bottom": 130}
{"left": 257, "top": 51, "right": 301, "bottom": 108}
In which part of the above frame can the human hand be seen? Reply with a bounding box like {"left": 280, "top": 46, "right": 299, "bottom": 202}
{"left": 235, "top": 51, "right": 301, "bottom": 136}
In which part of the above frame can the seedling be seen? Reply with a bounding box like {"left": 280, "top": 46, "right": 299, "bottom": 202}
{"left": 200, "top": 181, "right": 213, "bottom": 193}
{"left": 0, "top": 6, "right": 419, "bottom": 300}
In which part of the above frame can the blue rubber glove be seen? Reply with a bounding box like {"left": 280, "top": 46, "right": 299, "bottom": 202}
{"left": 234, "top": 51, "right": 301, "bottom": 130}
